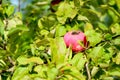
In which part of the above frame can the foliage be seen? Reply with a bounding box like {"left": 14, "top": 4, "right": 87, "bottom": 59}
{"left": 0, "top": 0, "right": 120, "bottom": 80}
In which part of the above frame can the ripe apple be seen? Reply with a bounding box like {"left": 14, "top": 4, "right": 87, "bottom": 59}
{"left": 64, "top": 31, "right": 87, "bottom": 52}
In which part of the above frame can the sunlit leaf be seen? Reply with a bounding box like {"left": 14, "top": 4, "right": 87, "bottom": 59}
{"left": 91, "top": 66, "right": 99, "bottom": 77}
{"left": 0, "top": 19, "right": 4, "bottom": 36}
{"left": 11, "top": 67, "right": 29, "bottom": 80}
{"left": 6, "top": 18, "right": 23, "bottom": 30}
{"left": 97, "top": 22, "right": 108, "bottom": 31}
{"left": 0, "top": 60, "right": 6, "bottom": 69}
{"left": 108, "top": 0, "right": 115, "bottom": 5}
{"left": 50, "top": 37, "right": 66, "bottom": 64}
{"left": 116, "top": 0, "right": 120, "bottom": 9}
{"left": 47, "top": 67, "right": 58, "bottom": 80}
{"left": 55, "top": 25, "right": 66, "bottom": 37}
{"left": 56, "top": 2, "right": 77, "bottom": 24}
{"left": 5, "top": 5, "right": 14, "bottom": 17}
{"left": 88, "top": 46, "right": 111, "bottom": 66}
{"left": 77, "top": 14, "right": 89, "bottom": 22}
{"left": 85, "top": 30, "right": 102, "bottom": 46}
{"left": 40, "top": 29, "right": 49, "bottom": 36}
{"left": 84, "top": 22, "right": 93, "bottom": 32}
{"left": 34, "top": 65, "right": 48, "bottom": 78}
{"left": 70, "top": 53, "right": 87, "bottom": 70}
{"left": 111, "top": 23, "right": 120, "bottom": 34}
{"left": 108, "top": 67, "right": 120, "bottom": 77}
{"left": 17, "top": 56, "right": 43, "bottom": 65}
{"left": 104, "top": 33, "right": 112, "bottom": 40}
{"left": 113, "top": 52, "right": 120, "bottom": 64}
{"left": 7, "top": 25, "right": 29, "bottom": 37}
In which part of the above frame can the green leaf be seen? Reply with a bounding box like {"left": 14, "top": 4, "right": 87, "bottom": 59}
{"left": 30, "top": 44, "right": 36, "bottom": 55}
{"left": 39, "top": 15, "right": 57, "bottom": 30}
{"left": 109, "top": 71, "right": 120, "bottom": 77}
{"left": 61, "top": 66, "right": 86, "bottom": 80}
{"left": 55, "top": 25, "right": 66, "bottom": 37}
{"left": 27, "top": 57, "right": 44, "bottom": 64}
{"left": 56, "top": 2, "right": 77, "bottom": 24}
{"left": 108, "top": 9, "right": 119, "bottom": 22}
{"left": 0, "top": 7, "right": 3, "bottom": 13}
{"left": 70, "top": 53, "right": 87, "bottom": 70}
{"left": 112, "top": 38, "right": 120, "bottom": 45}
{"left": 88, "top": 47, "right": 104, "bottom": 61}
{"left": 91, "top": 66, "right": 99, "bottom": 77}
{"left": 14, "top": 12, "right": 22, "bottom": 20}
{"left": 47, "top": 68, "right": 58, "bottom": 80}
{"left": 84, "top": 22, "right": 93, "bottom": 32}
{"left": 5, "top": 5, "right": 14, "bottom": 17}
{"left": 34, "top": 65, "right": 48, "bottom": 78}
{"left": 11, "top": 67, "right": 29, "bottom": 80}
{"left": 111, "top": 23, "right": 120, "bottom": 34}
{"left": 7, "top": 18, "right": 23, "bottom": 30}
{"left": 113, "top": 52, "right": 120, "bottom": 64}
{"left": 0, "top": 60, "right": 6, "bottom": 69}
{"left": 0, "top": 19, "right": 4, "bottom": 36}
{"left": 73, "top": 0, "right": 80, "bottom": 8}
{"left": 40, "top": 29, "right": 49, "bottom": 36}
{"left": 104, "top": 33, "right": 112, "bottom": 40}
{"left": 38, "top": 19, "right": 44, "bottom": 29}
{"left": 77, "top": 14, "right": 89, "bottom": 22}
{"left": 8, "top": 25, "right": 29, "bottom": 36}
{"left": 111, "top": 37, "right": 120, "bottom": 50}
{"left": 85, "top": 30, "right": 102, "bottom": 46}
{"left": 17, "top": 56, "right": 43, "bottom": 65}
{"left": 116, "top": 0, "right": 120, "bottom": 9}
{"left": 97, "top": 22, "right": 108, "bottom": 31}
{"left": 88, "top": 46, "right": 111, "bottom": 66}
{"left": 80, "top": 9, "right": 99, "bottom": 23}
{"left": 108, "top": 0, "right": 115, "bottom": 5}
{"left": 50, "top": 37, "right": 66, "bottom": 64}
{"left": 108, "top": 67, "right": 120, "bottom": 77}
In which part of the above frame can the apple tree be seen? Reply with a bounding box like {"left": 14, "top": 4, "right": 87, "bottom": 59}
{"left": 0, "top": 0, "right": 120, "bottom": 80}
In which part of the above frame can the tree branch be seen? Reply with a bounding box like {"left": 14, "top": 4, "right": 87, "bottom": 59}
{"left": 85, "top": 62, "right": 91, "bottom": 80}
{"left": 0, "top": 0, "right": 2, "bottom": 4}
{"left": 18, "top": 0, "right": 20, "bottom": 12}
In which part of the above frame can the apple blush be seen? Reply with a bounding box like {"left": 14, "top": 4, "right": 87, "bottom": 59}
{"left": 64, "top": 31, "right": 87, "bottom": 53}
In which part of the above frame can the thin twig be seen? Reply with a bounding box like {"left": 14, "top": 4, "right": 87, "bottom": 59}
{"left": 8, "top": 57, "right": 15, "bottom": 66}
{"left": 56, "top": 74, "right": 64, "bottom": 80}
{"left": 6, "top": 66, "right": 15, "bottom": 72}
{"left": 85, "top": 62, "right": 91, "bottom": 80}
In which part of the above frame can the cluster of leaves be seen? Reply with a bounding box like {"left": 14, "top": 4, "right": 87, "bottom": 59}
{"left": 0, "top": 0, "right": 120, "bottom": 80}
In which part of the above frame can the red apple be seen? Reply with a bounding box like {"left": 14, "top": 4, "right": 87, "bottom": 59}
{"left": 64, "top": 31, "right": 87, "bottom": 52}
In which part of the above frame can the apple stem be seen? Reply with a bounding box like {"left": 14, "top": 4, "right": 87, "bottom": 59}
{"left": 71, "top": 31, "right": 80, "bottom": 35}
{"left": 85, "top": 62, "right": 91, "bottom": 80}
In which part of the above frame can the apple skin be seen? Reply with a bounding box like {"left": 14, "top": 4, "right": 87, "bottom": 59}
{"left": 64, "top": 31, "right": 87, "bottom": 52}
